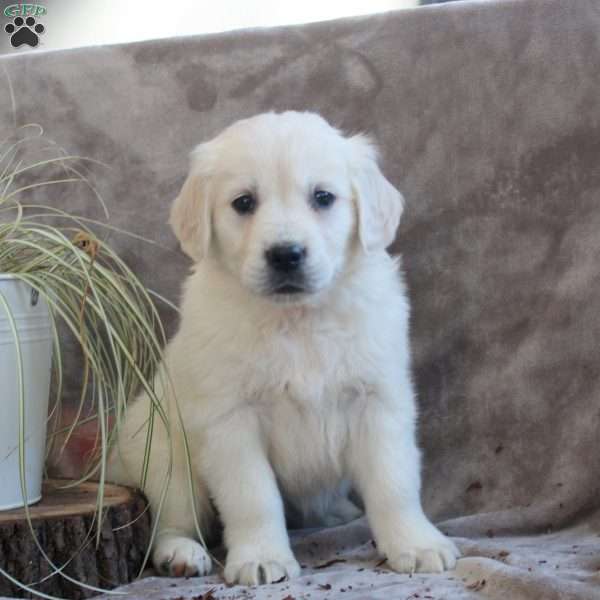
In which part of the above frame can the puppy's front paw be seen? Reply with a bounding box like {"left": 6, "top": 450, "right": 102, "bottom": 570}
{"left": 153, "top": 534, "right": 212, "bottom": 577}
{"left": 225, "top": 549, "right": 300, "bottom": 585}
{"left": 381, "top": 521, "right": 460, "bottom": 574}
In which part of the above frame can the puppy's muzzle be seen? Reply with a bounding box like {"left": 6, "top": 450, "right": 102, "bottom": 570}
{"left": 264, "top": 243, "right": 308, "bottom": 294}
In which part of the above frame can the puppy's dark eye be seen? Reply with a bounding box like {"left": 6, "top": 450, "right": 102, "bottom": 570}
{"left": 232, "top": 194, "right": 257, "bottom": 215}
{"left": 313, "top": 190, "right": 335, "bottom": 209}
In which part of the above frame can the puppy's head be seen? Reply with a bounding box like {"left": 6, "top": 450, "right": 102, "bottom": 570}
{"left": 170, "top": 111, "right": 403, "bottom": 303}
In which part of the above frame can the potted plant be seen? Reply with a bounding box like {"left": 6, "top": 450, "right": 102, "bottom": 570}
{"left": 0, "top": 123, "right": 176, "bottom": 595}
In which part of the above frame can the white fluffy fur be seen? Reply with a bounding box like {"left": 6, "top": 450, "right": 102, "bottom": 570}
{"left": 108, "top": 111, "right": 459, "bottom": 585}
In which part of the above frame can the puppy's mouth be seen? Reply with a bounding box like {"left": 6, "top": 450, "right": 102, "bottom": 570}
{"left": 272, "top": 283, "right": 307, "bottom": 295}
{"left": 249, "top": 268, "right": 322, "bottom": 301}
{"left": 264, "top": 275, "right": 315, "bottom": 299}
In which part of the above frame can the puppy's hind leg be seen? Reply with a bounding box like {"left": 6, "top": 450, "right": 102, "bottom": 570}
{"left": 109, "top": 415, "right": 214, "bottom": 578}
{"left": 148, "top": 440, "right": 215, "bottom": 577}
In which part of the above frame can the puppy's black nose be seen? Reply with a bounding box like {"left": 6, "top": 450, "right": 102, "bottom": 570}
{"left": 265, "top": 243, "right": 307, "bottom": 272}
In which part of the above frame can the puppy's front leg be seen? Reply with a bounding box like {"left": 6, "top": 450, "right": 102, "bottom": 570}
{"left": 349, "top": 399, "right": 460, "bottom": 574}
{"left": 202, "top": 410, "right": 300, "bottom": 585}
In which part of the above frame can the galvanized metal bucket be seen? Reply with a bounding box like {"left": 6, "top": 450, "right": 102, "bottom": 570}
{"left": 0, "top": 275, "right": 52, "bottom": 510}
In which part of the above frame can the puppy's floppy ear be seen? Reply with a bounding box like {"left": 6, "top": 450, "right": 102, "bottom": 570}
{"left": 169, "top": 143, "right": 213, "bottom": 262}
{"left": 348, "top": 134, "right": 404, "bottom": 252}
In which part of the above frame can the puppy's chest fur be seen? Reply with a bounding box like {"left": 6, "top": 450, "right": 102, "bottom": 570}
{"left": 242, "top": 313, "right": 378, "bottom": 496}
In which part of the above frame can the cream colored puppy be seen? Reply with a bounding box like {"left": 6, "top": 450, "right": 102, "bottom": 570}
{"left": 108, "top": 111, "right": 459, "bottom": 585}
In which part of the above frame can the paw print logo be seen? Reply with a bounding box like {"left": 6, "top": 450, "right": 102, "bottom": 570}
{"left": 5, "top": 16, "right": 45, "bottom": 48}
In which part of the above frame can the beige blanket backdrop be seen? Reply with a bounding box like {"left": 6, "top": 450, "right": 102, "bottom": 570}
{"left": 1, "top": 0, "right": 599, "bottom": 598}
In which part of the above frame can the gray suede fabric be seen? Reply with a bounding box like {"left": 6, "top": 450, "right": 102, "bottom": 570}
{"left": 1, "top": 0, "right": 599, "bottom": 597}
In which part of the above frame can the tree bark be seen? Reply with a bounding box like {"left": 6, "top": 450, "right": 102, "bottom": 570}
{"left": 0, "top": 480, "right": 151, "bottom": 599}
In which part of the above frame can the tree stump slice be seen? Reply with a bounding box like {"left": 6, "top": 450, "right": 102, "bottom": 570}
{"left": 0, "top": 480, "right": 151, "bottom": 599}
